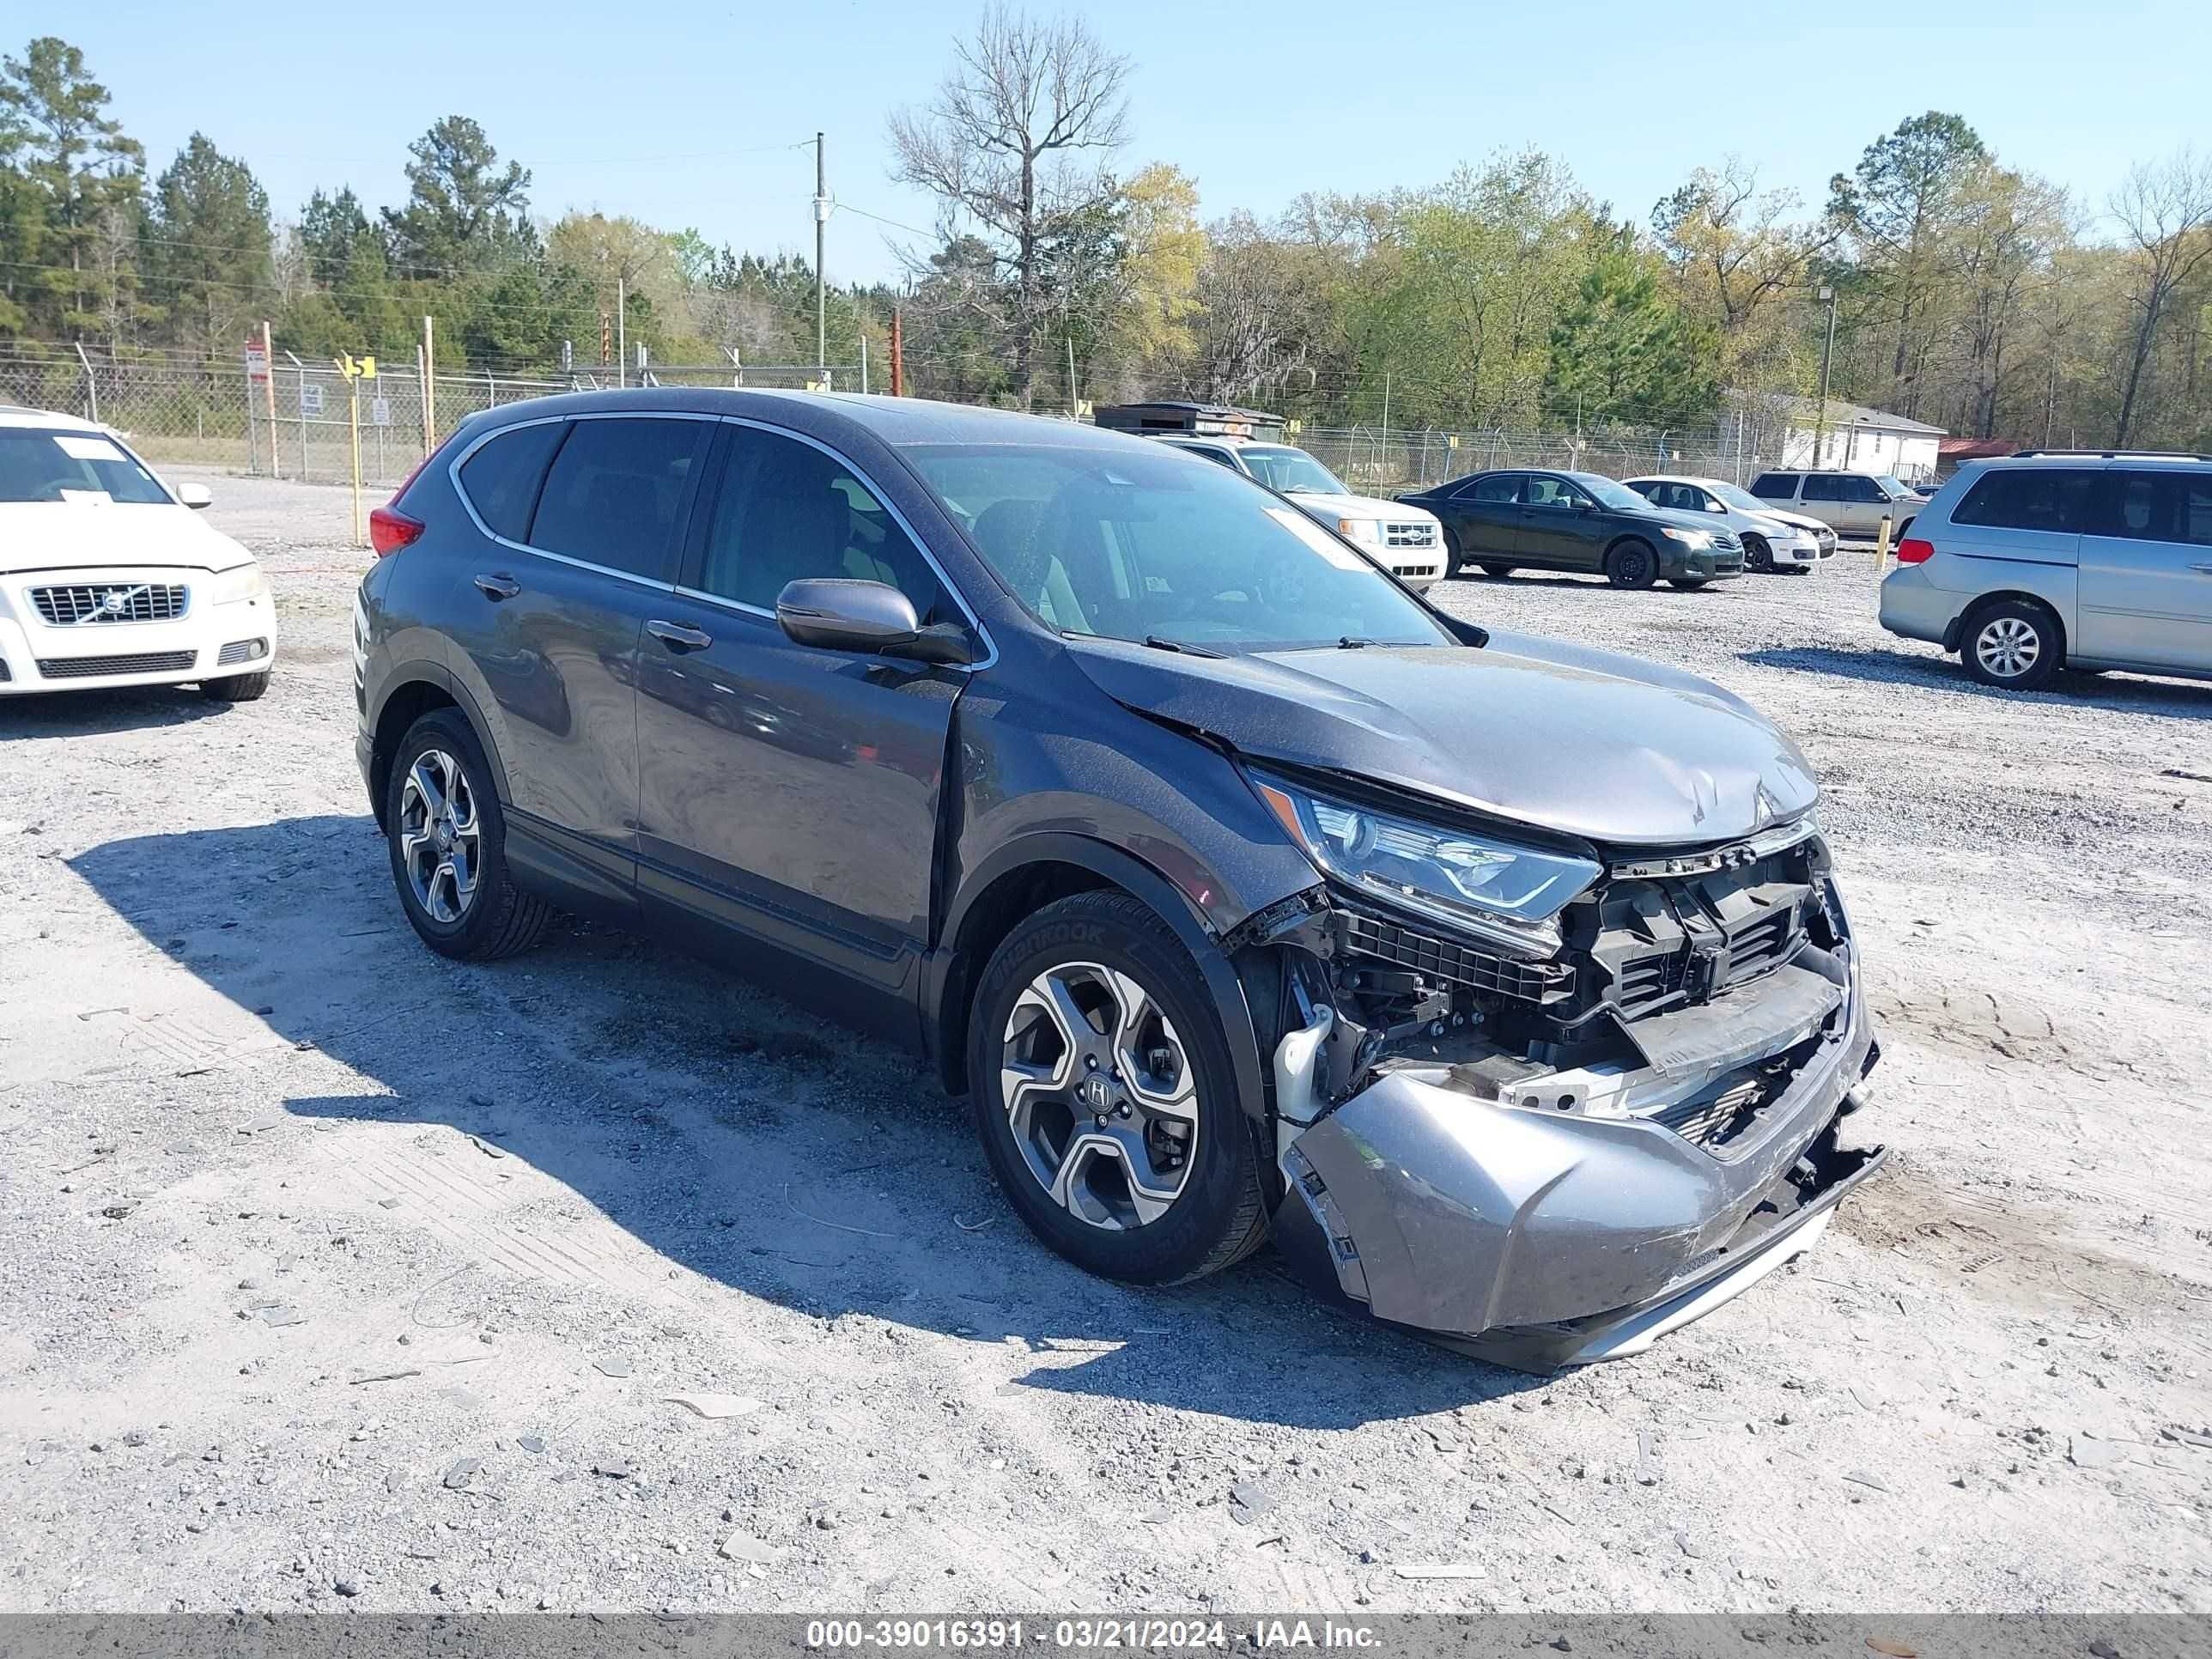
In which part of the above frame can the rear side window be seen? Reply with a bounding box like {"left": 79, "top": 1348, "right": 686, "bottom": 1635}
{"left": 2111, "top": 471, "right": 2212, "bottom": 547}
{"left": 1950, "top": 468, "right": 2098, "bottom": 533}
{"left": 1800, "top": 476, "right": 1843, "bottom": 501}
{"left": 1750, "top": 472, "right": 1796, "bottom": 497}
{"left": 527, "top": 416, "right": 708, "bottom": 579}
{"left": 457, "top": 422, "right": 566, "bottom": 541}
{"left": 1465, "top": 474, "right": 1521, "bottom": 503}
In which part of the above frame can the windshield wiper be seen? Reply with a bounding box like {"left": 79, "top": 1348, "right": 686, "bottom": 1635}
{"left": 1337, "top": 635, "right": 1383, "bottom": 649}
{"left": 1141, "top": 634, "right": 1225, "bottom": 659}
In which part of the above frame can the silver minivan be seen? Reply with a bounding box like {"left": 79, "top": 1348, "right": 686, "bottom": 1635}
{"left": 1879, "top": 451, "right": 2212, "bottom": 689}
{"left": 1753, "top": 470, "right": 1929, "bottom": 538}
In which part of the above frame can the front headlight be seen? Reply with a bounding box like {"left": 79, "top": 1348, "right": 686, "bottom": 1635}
{"left": 1659, "top": 526, "right": 1713, "bottom": 549}
{"left": 207, "top": 562, "right": 269, "bottom": 604}
{"left": 1251, "top": 771, "right": 1601, "bottom": 949}
{"left": 1334, "top": 517, "right": 1382, "bottom": 545}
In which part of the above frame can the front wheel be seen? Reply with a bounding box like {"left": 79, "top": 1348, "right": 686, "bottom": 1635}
{"left": 1604, "top": 539, "right": 1658, "bottom": 590}
{"left": 201, "top": 670, "right": 270, "bottom": 702}
{"left": 969, "top": 890, "right": 1268, "bottom": 1285}
{"left": 1742, "top": 535, "right": 1772, "bottom": 573}
{"left": 386, "top": 708, "right": 552, "bottom": 960}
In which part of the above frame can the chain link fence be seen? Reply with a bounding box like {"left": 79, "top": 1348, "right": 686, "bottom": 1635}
{"left": 5, "top": 340, "right": 1772, "bottom": 497}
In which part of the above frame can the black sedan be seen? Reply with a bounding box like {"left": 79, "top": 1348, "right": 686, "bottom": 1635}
{"left": 1399, "top": 468, "right": 1745, "bottom": 590}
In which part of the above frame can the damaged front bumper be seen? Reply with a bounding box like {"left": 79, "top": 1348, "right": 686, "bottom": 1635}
{"left": 1273, "top": 941, "right": 1882, "bottom": 1373}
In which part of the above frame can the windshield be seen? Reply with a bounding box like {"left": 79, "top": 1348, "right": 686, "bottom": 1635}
{"left": 1581, "top": 475, "right": 1651, "bottom": 512}
{"left": 1876, "top": 475, "right": 1912, "bottom": 497}
{"left": 1235, "top": 446, "right": 1349, "bottom": 496}
{"left": 0, "top": 428, "right": 173, "bottom": 505}
{"left": 1708, "top": 482, "right": 1771, "bottom": 514}
{"left": 911, "top": 442, "right": 1455, "bottom": 653}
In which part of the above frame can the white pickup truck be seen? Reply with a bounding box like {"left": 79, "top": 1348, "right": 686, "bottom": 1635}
{"left": 1153, "top": 434, "right": 1448, "bottom": 591}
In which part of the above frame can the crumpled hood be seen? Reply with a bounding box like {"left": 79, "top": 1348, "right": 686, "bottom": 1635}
{"left": 1289, "top": 490, "right": 1436, "bottom": 523}
{"left": 1067, "top": 630, "right": 1820, "bottom": 848}
{"left": 0, "top": 502, "right": 251, "bottom": 575}
{"left": 1750, "top": 508, "right": 1828, "bottom": 538}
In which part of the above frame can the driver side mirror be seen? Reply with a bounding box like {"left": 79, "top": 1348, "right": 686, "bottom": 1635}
{"left": 775, "top": 577, "right": 973, "bottom": 666}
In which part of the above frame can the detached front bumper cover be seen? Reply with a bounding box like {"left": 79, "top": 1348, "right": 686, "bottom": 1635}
{"left": 1274, "top": 944, "right": 1881, "bottom": 1372}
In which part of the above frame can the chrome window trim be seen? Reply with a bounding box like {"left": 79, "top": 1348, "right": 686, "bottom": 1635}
{"left": 444, "top": 410, "right": 720, "bottom": 593}
{"left": 443, "top": 408, "right": 996, "bottom": 668}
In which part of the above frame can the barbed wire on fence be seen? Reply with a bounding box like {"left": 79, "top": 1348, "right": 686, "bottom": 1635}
{"left": 2, "top": 337, "right": 1787, "bottom": 493}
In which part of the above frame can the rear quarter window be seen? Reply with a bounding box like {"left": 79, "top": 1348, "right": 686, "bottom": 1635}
{"left": 1950, "top": 468, "right": 2099, "bottom": 533}
{"left": 458, "top": 421, "right": 568, "bottom": 541}
{"left": 1749, "top": 473, "right": 1796, "bottom": 497}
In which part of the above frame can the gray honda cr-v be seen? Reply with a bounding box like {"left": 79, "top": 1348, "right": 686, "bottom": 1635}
{"left": 353, "top": 389, "right": 1881, "bottom": 1370}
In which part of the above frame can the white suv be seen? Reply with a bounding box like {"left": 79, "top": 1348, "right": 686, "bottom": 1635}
{"left": 0, "top": 405, "right": 276, "bottom": 701}
{"left": 1155, "top": 435, "right": 1447, "bottom": 589}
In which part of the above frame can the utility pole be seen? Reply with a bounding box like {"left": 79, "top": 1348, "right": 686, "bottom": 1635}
{"left": 813, "top": 131, "right": 828, "bottom": 374}
{"left": 1067, "top": 335, "right": 1079, "bottom": 416}
{"left": 617, "top": 277, "right": 627, "bottom": 390}
{"left": 890, "top": 307, "right": 903, "bottom": 397}
{"left": 1813, "top": 285, "right": 1838, "bottom": 469}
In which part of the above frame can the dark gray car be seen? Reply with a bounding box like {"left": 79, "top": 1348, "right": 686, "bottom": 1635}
{"left": 1397, "top": 468, "right": 1747, "bottom": 589}
{"left": 353, "top": 390, "right": 1881, "bottom": 1370}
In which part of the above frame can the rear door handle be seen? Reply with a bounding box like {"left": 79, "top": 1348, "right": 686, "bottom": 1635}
{"left": 473, "top": 573, "right": 520, "bottom": 601}
{"left": 646, "top": 619, "right": 712, "bottom": 652}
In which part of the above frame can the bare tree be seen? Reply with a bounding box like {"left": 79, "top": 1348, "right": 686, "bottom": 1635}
{"left": 888, "top": 4, "right": 1130, "bottom": 408}
{"left": 2110, "top": 148, "right": 2212, "bottom": 445}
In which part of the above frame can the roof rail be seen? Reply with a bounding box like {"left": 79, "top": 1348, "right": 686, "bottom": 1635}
{"left": 2007, "top": 447, "right": 2212, "bottom": 461}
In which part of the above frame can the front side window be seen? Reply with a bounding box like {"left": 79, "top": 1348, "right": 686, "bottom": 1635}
{"left": 910, "top": 442, "right": 1454, "bottom": 653}
{"left": 1950, "top": 468, "right": 2098, "bottom": 534}
{"left": 1176, "top": 446, "right": 1241, "bottom": 473}
{"left": 1237, "top": 446, "right": 1350, "bottom": 495}
{"left": 528, "top": 417, "right": 708, "bottom": 579}
{"left": 1839, "top": 476, "right": 1887, "bottom": 503}
{"left": 695, "top": 427, "right": 947, "bottom": 619}
{"left": 1523, "top": 476, "right": 1583, "bottom": 509}
{"left": 0, "top": 428, "right": 173, "bottom": 505}
{"left": 2111, "top": 471, "right": 2212, "bottom": 548}
{"left": 459, "top": 421, "right": 567, "bottom": 541}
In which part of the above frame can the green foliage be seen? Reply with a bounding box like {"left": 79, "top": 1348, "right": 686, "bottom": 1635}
{"left": 1547, "top": 230, "right": 1717, "bottom": 427}
{"left": 381, "top": 115, "right": 534, "bottom": 278}
{"left": 142, "top": 133, "right": 272, "bottom": 357}
{"left": 0, "top": 34, "right": 144, "bottom": 340}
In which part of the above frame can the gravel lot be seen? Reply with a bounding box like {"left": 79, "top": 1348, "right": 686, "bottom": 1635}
{"left": 2, "top": 475, "right": 2208, "bottom": 1615}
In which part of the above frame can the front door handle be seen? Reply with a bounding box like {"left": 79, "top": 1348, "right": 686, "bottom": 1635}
{"left": 2190, "top": 562, "right": 2212, "bottom": 575}
{"left": 473, "top": 573, "right": 520, "bottom": 601}
{"left": 646, "top": 619, "right": 713, "bottom": 652}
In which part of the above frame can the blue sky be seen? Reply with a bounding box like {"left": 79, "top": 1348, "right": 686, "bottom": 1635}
{"left": 46, "top": 0, "right": 2211, "bottom": 283}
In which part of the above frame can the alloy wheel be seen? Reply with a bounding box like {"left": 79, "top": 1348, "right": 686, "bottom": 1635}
{"left": 1975, "top": 616, "right": 2041, "bottom": 681}
{"left": 397, "top": 748, "right": 483, "bottom": 924}
{"left": 999, "top": 962, "right": 1198, "bottom": 1231}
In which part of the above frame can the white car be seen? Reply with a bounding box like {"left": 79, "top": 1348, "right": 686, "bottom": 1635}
{"left": 0, "top": 405, "right": 276, "bottom": 701}
{"left": 1624, "top": 475, "right": 1838, "bottom": 573}
{"left": 1155, "top": 435, "right": 1448, "bottom": 589}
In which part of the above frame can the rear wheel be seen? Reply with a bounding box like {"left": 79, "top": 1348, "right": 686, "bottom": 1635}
{"left": 1668, "top": 577, "right": 1710, "bottom": 591}
{"left": 1604, "top": 539, "right": 1658, "bottom": 590}
{"left": 1479, "top": 562, "right": 1516, "bottom": 580}
{"left": 386, "top": 708, "right": 552, "bottom": 959}
{"left": 968, "top": 890, "right": 1267, "bottom": 1285}
{"left": 1960, "top": 599, "right": 2062, "bottom": 691}
{"left": 1441, "top": 527, "right": 1465, "bottom": 573}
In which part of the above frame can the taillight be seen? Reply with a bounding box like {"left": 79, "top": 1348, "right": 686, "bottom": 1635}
{"left": 1895, "top": 537, "right": 1935, "bottom": 565}
{"left": 369, "top": 453, "right": 434, "bottom": 557}
{"left": 369, "top": 505, "right": 423, "bottom": 557}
